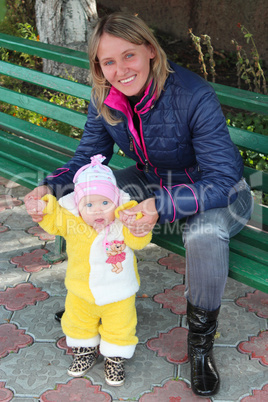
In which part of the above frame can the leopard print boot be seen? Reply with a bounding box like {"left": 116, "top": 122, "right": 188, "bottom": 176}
{"left": 104, "top": 356, "right": 125, "bottom": 386}
{"left": 67, "top": 346, "right": 99, "bottom": 377}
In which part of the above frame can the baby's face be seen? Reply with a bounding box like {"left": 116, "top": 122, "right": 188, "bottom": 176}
{"left": 79, "top": 194, "right": 116, "bottom": 232}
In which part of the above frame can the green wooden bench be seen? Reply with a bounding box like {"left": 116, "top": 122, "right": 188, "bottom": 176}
{"left": 0, "top": 33, "right": 267, "bottom": 293}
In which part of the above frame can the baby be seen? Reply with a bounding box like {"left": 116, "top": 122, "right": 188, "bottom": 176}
{"left": 26, "top": 154, "right": 152, "bottom": 386}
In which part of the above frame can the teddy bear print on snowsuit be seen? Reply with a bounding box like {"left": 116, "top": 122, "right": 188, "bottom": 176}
{"left": 105, "top": 240, "right": 126, "bottom": 273}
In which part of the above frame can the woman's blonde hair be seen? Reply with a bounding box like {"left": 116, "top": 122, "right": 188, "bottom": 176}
{"left": 88, "top": 12, "right": 171, "bottom": 125}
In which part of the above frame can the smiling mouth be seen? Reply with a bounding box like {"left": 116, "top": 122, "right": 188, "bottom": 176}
{"left": 120, "top": 75, "right": 136, "bottom": 84}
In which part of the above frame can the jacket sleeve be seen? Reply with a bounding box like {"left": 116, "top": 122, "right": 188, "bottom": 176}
{"left": 38, "top": 194, "right": 70, "bottom": 237}
{"left": 41, "top": 100, "right": 115, "bottom": 198}
{"left": 115, "top": 201, "right": 152, "bottom": 249}
{"left": 154, "top": 85, "right": 244, "bottom": 224}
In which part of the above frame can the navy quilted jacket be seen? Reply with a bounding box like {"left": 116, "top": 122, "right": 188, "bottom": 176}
{"left": 44, "top": 61, "right": 244, "bottom": 223}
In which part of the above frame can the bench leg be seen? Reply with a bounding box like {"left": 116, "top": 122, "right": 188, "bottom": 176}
{"left": 43, "top": 235, "right": 67, "bottom": 263}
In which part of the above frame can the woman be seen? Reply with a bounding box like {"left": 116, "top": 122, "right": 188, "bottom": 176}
{"left": 25, "top": 12, "right": 253, "bottom": 396}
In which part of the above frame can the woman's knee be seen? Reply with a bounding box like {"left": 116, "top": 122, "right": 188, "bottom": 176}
{"left": 182, "top": 217, "right": 229, "bottom": 247}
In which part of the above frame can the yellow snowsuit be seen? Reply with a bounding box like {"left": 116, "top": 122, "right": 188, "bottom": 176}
{"left": 39, "top": 194, "right": 152, "bottom": 358}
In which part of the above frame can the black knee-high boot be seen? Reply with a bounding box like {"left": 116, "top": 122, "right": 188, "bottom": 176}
{"left": 187, "top": 300, "right": 220, "bottom": 396}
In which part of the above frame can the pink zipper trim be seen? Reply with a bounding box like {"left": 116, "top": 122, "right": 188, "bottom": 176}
{"left": 185, "top": 168, "right": 194, "bottom": 184}
{"left": 47, "top": 168, "right": 69, "bottom": 178}
{"left": 163, "top": 184, "right": 199, "bottom": 223}
{"left": 104, "top": 87, "right": 142, "bottom": 148}
{"left": 173, "top": 184, "right": 199, "bottom": 214}
{"left": 153, "top": 168, "right": 163, "bottom": 187}
{"left": 163, "top": 186, "right": 176, "bottom": 223}
{"left": 134, "top": 85, "right": 157, "bottom": 168}
{"left": 133, "top": 139, "right": 146, "bottom": 166}
{"left": 136, "top": 162, "right": 143, "bottom": 171}
{"left": 104, "top": 82, "right": 156, "bottom": 170}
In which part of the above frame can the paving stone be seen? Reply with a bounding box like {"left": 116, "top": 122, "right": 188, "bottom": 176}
{"left": 0, "top": 305, "right": 12, "bottom": 325}
{"left": 27, "top": 225, "right": 55, "bottom": 241}
{"left": 240, "top": 384, "right": 268, "bottom": 401}
{"left": 84, "top": 344, "right": 175, "bottom": 401}
{"left": 0, "top": 381, "right": 14, "bottom": 402}
{"left": 136, "top": 298, "right": 179, "bottom": 343}
{"left": 0, "top": 343, "right": 70, "bottom": 397}
{"left": 222, "top": 276, "right": 256, "bottom": 299}
{"left": 40, "top": 378, "right": 112, "bottom": 402}
{"left": 10, "top": 249, "right": 51, "bottom": 273}
{"left": 137, "top": 260, "right": 183, "bottom": 297}
{"left": 147, "top": 327, "right": 188, "bottom": 364}
{"left": 0, "top": 195, "right": 22, "bottom": 213}
{"left": 158, "top": 253, "right": 186, "bottom": 275}
{"left": 216, "top": 303, "right": 266, "bottom": 346}
{"left": 11, "top": 297, "right": 65, "bottom": 341}
{"left": 0, "top": 231, "right": 44, "bottom": 261}
{"left": 135, "top": 243, "right": 169, "bottom": 261}
{"left": 0, "top": 323, "right": 33, "bottom": 358}
{"left": 30, "top": 261, "right": 67, "bottom": 296}
{"left": 139, "top": 379, "right": 210, "bottom": 401}
{"left": 0, "top": 223, "right": 9, "bottom": 233}
{"left": 0, "top": 265, "right": 29, "bottom": 290}
{"left": 0, "top": 178, "right": 20, "bottom": 188}
{"left": 238, "top": 330, "right": 268, "bottom": 366}
{"left": 0, "top": 283, "right": 49, "bottom": 311}
{"left": 5, "top": 184, "right": 31, "bottom": 199}
{"left": 236, "top": 290, "right": 268, "bottom": 318}
{"left": 0, "top": 207, "right": 14, "bottom": 224}
{"left": 153, "top": 284, "right": 186, "bottom": 315}
{"left": 0, "top": 204, "right": 35, "bottom": 230}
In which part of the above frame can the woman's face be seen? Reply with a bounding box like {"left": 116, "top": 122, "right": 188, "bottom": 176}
{"left": 97, "top": 33, "right": 156, "bottom": 97}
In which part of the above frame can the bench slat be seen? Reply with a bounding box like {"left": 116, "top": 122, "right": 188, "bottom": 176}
{"left": 234, "top": 226, "right": 268, "bottom": 252}
{"left": 230, "top": 238, "right": 268, "bottom": 266}
{"left": 0, "top": 130, "right": 70, "bottom": 172}
{"left": 228, "top": 252, "right": 268, "bottom": 293}
{"left": 248, "top": 202, "right": 268, "bottom": 229}
{"left": 0, "top": 112, "right": 78, "bottom": 156}
{"left": 0, "top": 157, "right": 43, "bottom": 188}
{"left": 0, "top": 33, "right": 89, "bottom": 69}
{"left": 211, "top": 82, "right": 268, "bottom": 115}
{"left": 0, "top": 60, "right": 92, "bottom": 100}
{"left": 243, "top": 166, "right": 268, "bottom": 193}
{"left": 109, "top": 153, "right": 136, "bottom": 170}
{"left": 229, "top": 126, "right": 268, "bottom": 154}
{"left": 0, "top": 86, "right": 87, "bottom": 128}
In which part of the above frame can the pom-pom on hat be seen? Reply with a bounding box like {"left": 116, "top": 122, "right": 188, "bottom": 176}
{"left": 73, "top": 154, "right": 120, "bottom": 207}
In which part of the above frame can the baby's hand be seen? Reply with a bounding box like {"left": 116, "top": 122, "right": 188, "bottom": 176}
{"left": 25, "top": 197, "right": 47, "bottom": 215}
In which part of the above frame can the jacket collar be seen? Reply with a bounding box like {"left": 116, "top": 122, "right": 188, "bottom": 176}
{"left": 104, "top": 79, "right": 157, "bottom": 115}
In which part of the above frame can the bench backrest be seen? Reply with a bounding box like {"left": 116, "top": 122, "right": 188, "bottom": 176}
{"left": 0, "top": 33, "right": 267, "bottom": 229}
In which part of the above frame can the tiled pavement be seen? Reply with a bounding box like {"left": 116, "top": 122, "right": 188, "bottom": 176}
{"left": 0, "top": 176, "right": 268, "bottom": 402}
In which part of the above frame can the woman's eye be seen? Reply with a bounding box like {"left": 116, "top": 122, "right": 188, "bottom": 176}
{"left": 105, "top": 60, "right": 114, "bottom": 66}
{"left": 126, "top": 53, "right": 133, "bottom": 59}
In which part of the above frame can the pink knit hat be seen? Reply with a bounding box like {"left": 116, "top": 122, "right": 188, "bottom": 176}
{"left": 73, "top": 154, "right": 120, "bottom": 207}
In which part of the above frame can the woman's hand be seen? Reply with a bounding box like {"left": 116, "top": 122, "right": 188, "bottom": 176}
{"left": 24, "top": 185, "right": 52, "bottom": 222}
{"left": 119, "top": 198, "right": 159, "bottom": 237}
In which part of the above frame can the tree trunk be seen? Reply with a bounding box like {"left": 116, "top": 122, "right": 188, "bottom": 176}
{"left": 35, "top": 0, "right": 98, "bottom": 83}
